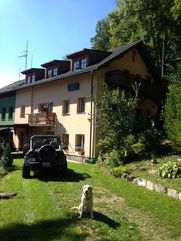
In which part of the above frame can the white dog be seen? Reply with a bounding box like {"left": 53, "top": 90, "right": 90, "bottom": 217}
{"left": 72, "top": 184, "right": 94, "bottom": 219}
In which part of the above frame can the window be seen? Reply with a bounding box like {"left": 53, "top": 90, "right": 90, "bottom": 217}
{"left": 67, "top": 82, "right": 80, "bottom": 91}
{"left": 62, "top": 134, "right": 69, "bottom": 150}
{"left": 53, "top": 67, "right": 58, "bottom": 76}
{"left": 75, "top": 134, "right": 85, "bottom": 152}
{"left": 8, "top": 106, "right": 13, "bottom": 120}
{"left": 32, "top": 74, "right": 36, "bottom": 83}
{"left": 47, "top": 68, "right": 52, "bottom": 78}
{"left": 73, "top": 60, "right": 80, "bottom": 71}
{"left": 38, "top": 103, "right": 53, "bottom": 113}
{"left": 73, "top": 58, "right": 87, "bottom": 71}
{"left": 1, "top": 107, "right": 6, "bottom": 120}
{"left": 77, "top": 98, "right": 85, "bottom": 113}
{"left": 81, "top": 58, "right": 87, "bottom": 69}
{"left": 20, "top": 106, "right": 25, "bottom": 118}
{"left": 27, "top": 76, "right": 31, "bottom": 84}
{"left": 26, "top": 75, "right": 35, "bottom": 84}
{"left": 47, "top": 67, "right": 58, "bottom": 77}
{"left": 63, "top": 100, "right": 70, "bottom": 115}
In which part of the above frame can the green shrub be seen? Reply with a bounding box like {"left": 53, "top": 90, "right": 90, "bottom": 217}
{"left": 159, "top": 161, "right": 181, "bottom": 178}
{"left": 0, "top": 143, "right": 13, "bottom": 171}
{"left": 2, "top": 144, "right": 13, "bottom": 168}
{"left": 138, "top": 126, "right": 163, "bottom": 152}
{"left": 112, "top": 165, "right": 131, "bottom": 178}
{"left": 103, "top": 150, "right": 122, "bottom": 168}
{"left": 97, "top": 150, "right": 123, "bottom": 168}
{"left": 132, "top": 142, "right": 145, "bottom": 155}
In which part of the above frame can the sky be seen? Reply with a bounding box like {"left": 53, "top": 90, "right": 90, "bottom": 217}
{"left": 0, "top": 0, "right": 116, "bottom": 88}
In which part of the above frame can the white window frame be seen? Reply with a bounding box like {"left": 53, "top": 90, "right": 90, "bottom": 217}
{"left": 73, "top": 60, "right": 80, "bottom": 71}
{"left": 27, "top": 76, "right": 31, "bottom": 84}
{"left": 75, "top": 134, "right": 85, "bottom": 152}
{"left": 81, "top": 58, "right": 87, "bottom": 69}
{"left": 32, "top": 74, "right": 36, "bottom": 83}
{"left": 53, "top": 67, "right": 58, "bottom": 76}
{"left": 47, "top": 68, "right": 53, "bottom": 78}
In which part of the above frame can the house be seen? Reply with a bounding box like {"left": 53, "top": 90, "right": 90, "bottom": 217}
{"left": 0, "top": 79, "right": 25, "bottom": 149}
{"left": 12, "top": 40, "right": 166, "bottom": 161}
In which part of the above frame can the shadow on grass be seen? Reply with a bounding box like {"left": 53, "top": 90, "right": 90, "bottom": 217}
{"left": 94, "top": 211, "right": 120, "bottom": 229}
{"left": 0, "top": 214, "right": 87, "bottom": 241}
{"left": 9, "top": 164, "right": 22, "bottom": 172}
{"left": 76, "top": 211, "right": 120, "bottom": 229}
{"left": 38, "top": 168, "right": 91, "bottom": 182}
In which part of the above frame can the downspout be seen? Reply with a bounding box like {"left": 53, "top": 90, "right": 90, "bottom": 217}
{"left": 31, "top": 87, "right": 34, "bottom": 114}
{"left": 89, "top": 70, "right": 94, "bottom": 158}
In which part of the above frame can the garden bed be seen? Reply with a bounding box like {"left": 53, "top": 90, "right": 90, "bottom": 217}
{"left": 125, "top": 155, "right": 181, "bottom": 193}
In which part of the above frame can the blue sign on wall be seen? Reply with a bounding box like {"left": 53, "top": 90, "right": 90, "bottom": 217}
{"left": 67, "top": 82, "right": 80, "bottom": 91}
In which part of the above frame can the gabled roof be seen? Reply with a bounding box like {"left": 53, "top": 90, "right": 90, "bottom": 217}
{"left": 0, "top": 79, "right": 25, "bottom": 95}
{"left": 66, "top": 48, "right": 111, "bottom": 59}
{"left": 97, "top": 40, "right": 143, "bottom": 68}
{"left": 15, "top": 40, "right": 163, "bottom": 91}
{"left": 41, "top": 60, "right": 70, "bottom": 68}
{"left": 21, "top": 68, "right": 44, "bottom": 75}
{"left": 98, "top": 40, "right": 161, "bottom": 81}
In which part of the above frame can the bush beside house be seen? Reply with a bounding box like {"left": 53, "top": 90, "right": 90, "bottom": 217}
{"left": 0, "top": 143, "right": 13, "bottom": 177}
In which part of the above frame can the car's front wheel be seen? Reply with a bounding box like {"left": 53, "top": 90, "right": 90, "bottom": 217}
{"left": 22, "top": 165, "right": 30, "bottom": 178}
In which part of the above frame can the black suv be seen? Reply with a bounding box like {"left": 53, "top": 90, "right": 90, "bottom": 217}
{"left": 22, "top": 135, "right": 67, "bottom": 178}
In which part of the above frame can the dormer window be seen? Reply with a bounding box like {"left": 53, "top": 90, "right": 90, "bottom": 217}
{"left": 47, "top": 67, "right": 58, "bottom": 78}
{"left": 41, "top": 60, "right": 70, "bottom": 77}
{"left": 26, "top": 74, "right": 36, "bottom": 84}
{"left": 73, "top": 58, "right": 87, "bottom": 71}
{"left": 53, "top": 67, "right": 58, "bottom": 76}
{"left": 73, "top": 60, "right": 80, "bottom": 71}
{"left": 48, "top": 69, "right": 52, "bottom": 78}
{"left": 22, "top": 68, "right": 45, "bottom": 84}
{"left": 67, "top": 48, "right": 110, "bottom": 71}
{"left": 32, "top": 74, "right": 35, "bottom": 83}
{"left": 81, "top": 58, "right": 87, "bottom": 69}
{"left": 27, "top": 76, "right": 31, "bottom": 84}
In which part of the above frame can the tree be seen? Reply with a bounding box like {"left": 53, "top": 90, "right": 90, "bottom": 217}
{"left": 96, "top": 87, "right": 137, "bottom": 157}
{"left": 108, "top": 0, "right": 144, "bottom": 49}
{"left": 91, "top": 18, "right": 111, "bottom": 51}
{"left": 164, "top": 64, "right": 181, "bottom": 150}
{"left": 91, "top": 0, "right": 181, "bottom": 77}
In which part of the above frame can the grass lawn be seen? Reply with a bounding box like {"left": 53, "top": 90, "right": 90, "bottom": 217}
{"left": 0, "top": 159, "right": 181, "bottom": 241}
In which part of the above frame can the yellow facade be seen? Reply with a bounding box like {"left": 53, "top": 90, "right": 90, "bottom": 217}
{"left": 14, "top": 47, "right": 162, "bottom": 160}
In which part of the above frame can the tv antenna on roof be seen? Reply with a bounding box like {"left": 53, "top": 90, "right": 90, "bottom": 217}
{"left": 18, "top": 40, "right": 28, "bottom": 70}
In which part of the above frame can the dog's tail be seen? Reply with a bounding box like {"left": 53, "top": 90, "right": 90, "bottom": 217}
{"left": 71, "top": 206, "right": 79, "bottom": 210}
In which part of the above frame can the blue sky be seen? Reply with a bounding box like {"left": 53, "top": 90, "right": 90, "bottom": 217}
{"left": 0, "top": 0, "right": 116, "bottom": 88}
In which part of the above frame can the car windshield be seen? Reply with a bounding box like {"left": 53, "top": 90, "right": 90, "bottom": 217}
{"left": 31, "top": 136, "right": 60, "bottom": 149}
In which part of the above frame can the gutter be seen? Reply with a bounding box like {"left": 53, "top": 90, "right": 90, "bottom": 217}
{"left": 89, "top": 70, "right": 94, "bottom": 158}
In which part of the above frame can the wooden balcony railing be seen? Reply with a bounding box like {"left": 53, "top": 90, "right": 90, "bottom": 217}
{"left": 28, "top": 112, "right": 56, "bottom": 126}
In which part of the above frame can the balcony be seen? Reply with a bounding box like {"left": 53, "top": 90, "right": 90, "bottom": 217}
{"left": 28, "top": 112, "right": 56, "bottom": 126}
